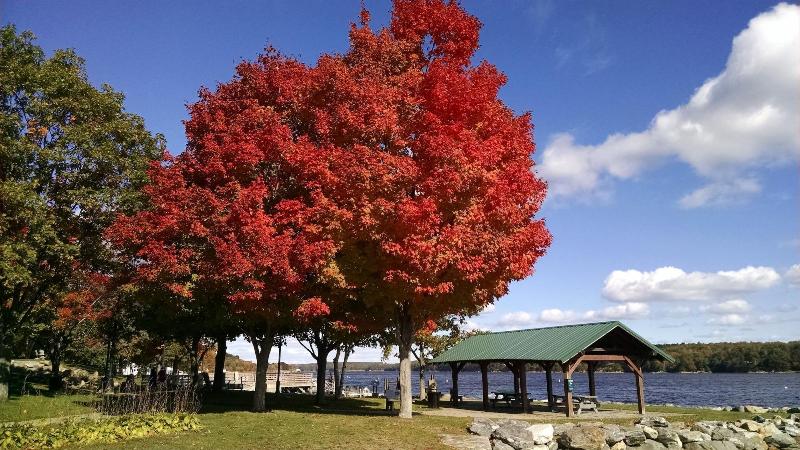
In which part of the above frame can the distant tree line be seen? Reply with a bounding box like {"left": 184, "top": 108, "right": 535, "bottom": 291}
{"left": 642, "top": 341, "right": 800, "bottom": 373}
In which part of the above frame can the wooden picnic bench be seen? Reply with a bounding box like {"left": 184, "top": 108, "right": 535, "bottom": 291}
{"left": 490, "top": 391, "right": 532, "bottom": 408}
{"left": 225, "top": 382, "right": 244, "bottom": 391}
{"left": 551, "top": 394, "right": 599, "bottom": 414}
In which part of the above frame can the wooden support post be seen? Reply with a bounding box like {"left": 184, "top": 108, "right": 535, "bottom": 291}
{"left": 480, "top": 362, "right": 489, "bottom": 411}
{"left": 518, "top": 362, "right": 529, "bottom": 413}
{"left": 561, "top": 362, "right": 574, "bottom": 417}
{"left": 623, "top": 356, "right": 645, "bottom": 415}
{"left": 544, "top": 363, "right": 554, "bottom": 410}
{"left": 588, "top": 362, "right": 597, "bottom": 397}
{"left": 513, "top": 366, "right": 520, "bottom": 394}
{"left": 449, "top": 362, "right": 466, "bottom": 406}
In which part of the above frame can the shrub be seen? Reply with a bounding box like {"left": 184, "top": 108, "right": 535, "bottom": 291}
{"left": 0, "top": 413, "right": 201, "bottom": 448}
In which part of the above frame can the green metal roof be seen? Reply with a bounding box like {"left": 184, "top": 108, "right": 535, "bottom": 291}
{"left": 430, "top": 321, "right": 674, "bottom": 364}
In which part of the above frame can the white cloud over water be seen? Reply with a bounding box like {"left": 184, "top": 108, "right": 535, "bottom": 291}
{"left": 537, "top": 3, "right": 800, "bottom": 206}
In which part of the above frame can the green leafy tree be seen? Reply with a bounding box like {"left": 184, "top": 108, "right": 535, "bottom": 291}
{"left": 0, "top": 25, "right": 163, "bottom": 358}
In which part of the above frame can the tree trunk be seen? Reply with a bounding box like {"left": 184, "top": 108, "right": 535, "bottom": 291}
{"left": 338, "top": 345, "right": 351, "bottom": 399}
{"left": 314, "top": 348, "right": 331, "bottom": 405}
{"left": 332, "top": 347, "right": 341, "bottom": 399}
{"left": 48, "top": 337, "right": 63, "bottom": 391}
{"left": 189, "top": 336, "right": 200, "bottom": 385}
{"left": 250, "top": 336, "right": 272, "bottom": 412}
{"left": 212, "top": 334, "right": 226, "bottom": 392}
{"left": 275, "top": 342, "right": 282, "bottom": 394}
{"left": 418, "top": 361, "right": 426, "bottom": 401}
{"left": 397, "top": 306, "right": 414, "bottom": 419}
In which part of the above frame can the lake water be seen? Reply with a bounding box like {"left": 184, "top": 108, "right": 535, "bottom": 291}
{"left": 342, "top": 370, "right": 800, "bottom": 408}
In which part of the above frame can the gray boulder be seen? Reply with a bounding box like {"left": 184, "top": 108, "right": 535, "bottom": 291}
{"left": 637, "top": 417, "right": 671, "bottom": 428}
{"left": 605, "top": 428, "right": 627, "bottom": 446}
{"left": 693, "top": 422, "right": 722, "bottom": 435}
{"left": 492, "top": 423, "right": 535, "bottom": 450}
{"left": 559, "top": 426, "right": 610, "bottom": 450}
{"left": 764, "top": 432, "right": 797, "bottom": 449}
{"left": 639, "top": 426, "right": 659, "bottom": 440}
{"left": 679, "top": 430, "right": 712, "bottom": 444}
{"left": 610, "top": 442, "right": 626, "bottom": 450}
{"left": 625, "top": 430, "right": 647, "bottom": 447}
{"left": 737, "top": 420, "right": 761, "bottom": 433}
{"left": 685, "top": 441, "right": 738, "bottom": 450}
{"left": 759, "top": 423, "right": 780, "bottom": 436}
{"left": 493, "top": 439, "right": 516, "bottom": 450}
{"left": 743, "top": 406, "right": 769, "bottom": 414}
{"left": 711, "top": 428, "right": 735, "bottom": 441}
{"left": 527, "top": 424, "right": 554, "bottom": 445}
{"left": 635, "top": 440, "right": 667, "bottom": 450}
{"left": 470, "top": 418, "right": 499, "bottom": 437}
{"left": 739, "top": 437, "right": 767, "bottom": 450}
{"left": 784, "top": 425, "right": 800, "bottom": 438}
{"left": 656, "top": 429, "right": 682, "bottom": 448}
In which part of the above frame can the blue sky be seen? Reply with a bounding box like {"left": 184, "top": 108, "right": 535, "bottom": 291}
{"left": 6, "top": 0, "right": 798, "bottom": 363}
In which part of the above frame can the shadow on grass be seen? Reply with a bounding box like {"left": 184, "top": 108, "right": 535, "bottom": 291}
{"left": 200, "top": 391, "right": 410, "bottom": 417}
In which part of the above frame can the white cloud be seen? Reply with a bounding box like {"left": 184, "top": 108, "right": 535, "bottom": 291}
{"left": 603, "top": 266, "right": 781, "bottom": 302}
{"left": 585, "top": 302, "right": 650, "bottom": 320}
{"left": 708, "top": 314, "right": 747, "bottom": 326}
{"left": 678, "top": 178, "right": 761, "bottom": 209}
{"left": 497, "top": 311, "right": 535, "bottom": 329}
{"left": 539, "top": 308, "right": 578, "bottom": 323}
{"left": 786, "top": 264, "right": 800, "bottom": 286}
{"left": 701, "top": 299, "right": 752, "bottom": 314}
{"left": 537, "top": 3, "right": 800, "bottom": 205}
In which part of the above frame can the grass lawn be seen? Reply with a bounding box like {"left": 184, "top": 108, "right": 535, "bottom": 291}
{"left": 2, "top": 390, "right": 779, "bottom": 449}
{"left": 0, "top": 393, "right": 96, "bottom": 423}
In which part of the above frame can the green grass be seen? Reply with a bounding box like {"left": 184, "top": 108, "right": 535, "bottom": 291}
{"left": 2, "top": 390, "right": 781, "bottom": 449}
{"left": 0, "top": 393, "right": 96, "bottom": 423}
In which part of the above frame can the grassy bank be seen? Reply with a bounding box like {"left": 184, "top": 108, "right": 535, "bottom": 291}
{"left": 0, "top": 391, "right": 783, "bottom": 449}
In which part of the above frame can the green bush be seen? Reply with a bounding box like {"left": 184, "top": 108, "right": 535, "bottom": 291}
{"left": 0, "top": 413, "right": 201, "bottom": 448}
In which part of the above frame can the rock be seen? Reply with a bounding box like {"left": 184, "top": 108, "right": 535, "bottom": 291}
{"left": 712, "top": 429, "right": 735, "bottom": 441}
{"left": 559, "top": 426, "right": 609, "bottom": 450}
{"left": 492, "top": 422, "right": 536, "bottom": 450}
{"left": 656, "top": 429, "right": 682, "bottom": 448}
{"left": 548, "top": 441, "right": 558, "bottom": 450}
{"left": 638, "top": 417, "right": 671, "bottom": 428}
{"left": 754, "top": 416, "right": 768, "bottom": 424}
{"left": 527, "top": 424, "right": 554, "bottom": 445}
{"left": 679, "top": 430, "right": 712, "bottom": 444}
{"left": 492, "top": 439, "right": 516, "bottom": 450}
{"left": 783, "top": 425, "right": 800, "bottom": 438}
{"left": 694, "top": 423, "right": 722, "bottom": 435}
{"left": 763, "top": 432, "right": 796, "bottom": 449}
{"left": 786, "top": 408, "right": 800, "bottom": 414}
{"left": 605, "top": 428, "right": 627, "bottom": 446}
{"left": 759, "top": 424, "right": 780, "bottom": 436}
{"left": 626, "top": 430, "right": 648, "bottom": 447}
{"left": 740, "top": 437, "right": 768, "bottom": 450}
{"left": 470, "top": 418, "right": 499, "bottom": 437}
{"left": 556, "top": 424, "right": 577, "bottom": 436}
{"left": 639, "top": 426, "right": 659, "bottom": 440}
{"left": 685, "top": 441, "right": 738, "bottom": 450}
{"left": 636, "top": 440, "right": 667, "bottom": 450}
{"left": 441, "top": 434, "right": 492, "bottom": 450}
{"left": 739, "top": 421, "right": 763, "bottom": 433}
{"left": 743, "top": 406, "right": 769, "bottom": 414}
{"left": 611, "top": 442, "right": 626, "bottom": 450}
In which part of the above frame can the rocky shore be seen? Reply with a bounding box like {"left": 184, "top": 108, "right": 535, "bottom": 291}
{"left": 441, "top": 414, "right": 800, "bottom": 450}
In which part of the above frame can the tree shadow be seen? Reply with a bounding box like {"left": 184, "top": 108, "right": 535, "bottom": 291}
{"left": 199, "top": 391, "right": 410, "bottom": 417}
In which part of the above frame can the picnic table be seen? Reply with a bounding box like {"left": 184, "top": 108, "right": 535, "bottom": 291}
{"left": 551, "top": 394, "right": 599, "bottom": 414}
{"left": 490, "top": 391, "right": 532, "bottom": 408}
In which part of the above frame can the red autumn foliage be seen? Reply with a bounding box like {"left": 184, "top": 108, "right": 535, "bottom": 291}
{"left": 293, "top": 297, "right": 331, "bottom": 323}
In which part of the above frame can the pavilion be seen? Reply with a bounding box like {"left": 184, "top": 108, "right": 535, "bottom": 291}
{"left": 430, "top": 321, "right": 673, "bottom": 417}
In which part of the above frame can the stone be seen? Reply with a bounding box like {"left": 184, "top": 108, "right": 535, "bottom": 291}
{"left": 559, "top": 426, "right": 610, "bottom": 450}
{"left": 548, "top": 441, "right": 558, "bottom": 450}
{"left": 556, "top": 424, "right": 578, "bottom": 436}
{"left": 639, "top": 426, "right": 659, "bottom": 440}
{"left": 656, "top": 429, "right": 683, "bottom": 448}
{"left": 636, "top": 440, "right": 667, "bottom": 450}
{"left": 744, "top": 406, "right": 769, "bottom": 414}
{"left": 611, "top": 442, "right": 627, "bottom": 450}
{"left": 712, "top": 429, "right": 735, "bottom": 441}
{"left": 625, "top": 430, "right": 648, "bottom": 447}
{"left": 763, "top": 433, "right": 796, "bottom": 449}
{"left": 527, "top": 424, "right": 554, "bottom": 444}
{"left": 759, "top": 424, "right": 780, "bottom": 437}
{"left": 492, "top": 423, "right": 536, "bottom": 450}
{"left": 694, "top": 423, "right": 722, "bottom": 435}
{"left": 470, "top": 418, "right": 499, "bottom": 437}
{"left": 605, "top": 428, "right": 627, "bottom": 446}
{"left": 754, "top": 417, "right": 768, "bottom": 424}
{"left": 637, "top": 417, "right": 671, "bottom": 428}
{"left": 492, "top": 439, "right": 516, "bottom": 450}
{"left": 679, "top": 430, "right": 712, "bottom": 444}
{"left": 441, "top": 434, "right": 492, "bottom": 450}
{"left": 740, "top": 437, "right": 768, "bottom": 450}
{"left": 783, "top": 425, "right": 800, "bottom": 438}
{"left": 740, "top": 421, "right": 763, "bottom": 432}
{"left": 685, "top": 442, "right": 739, "bottom": 450}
